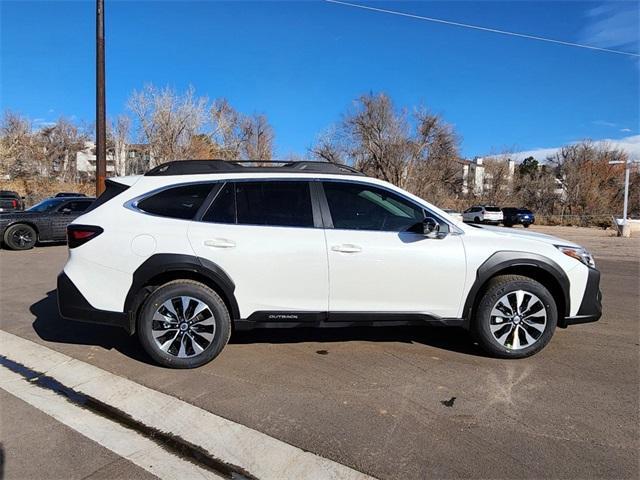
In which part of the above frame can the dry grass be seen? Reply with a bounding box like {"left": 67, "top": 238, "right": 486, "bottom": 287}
{"left": 0, "top": 178, "right": 94, "bottom": 205}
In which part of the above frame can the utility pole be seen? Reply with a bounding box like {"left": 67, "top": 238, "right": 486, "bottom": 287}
{"left": 96, "top": 0, "right": 107, "bottom": 196}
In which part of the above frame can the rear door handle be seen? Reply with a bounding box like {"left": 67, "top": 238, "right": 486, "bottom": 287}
{"left": 331, "top": 244, "right": 362, "bottom": 254}
{"left": 204, "top": 238, "right": 236, "bottom": 248}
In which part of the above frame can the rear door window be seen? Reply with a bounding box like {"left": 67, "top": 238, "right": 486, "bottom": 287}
{"left": 203, "top": 181, "right": 315, "bottom": 228}
{"left": 235, "top": 181, "right": 314, "bottom": 228}
{"left": 137, "top": 183, "right": 213, "bottom": 220}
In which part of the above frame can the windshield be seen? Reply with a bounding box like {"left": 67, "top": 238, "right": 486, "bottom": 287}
{"left": 27, "top": 198, "right": 66, "bottom": 213}
{"left": 518, "top": 209, "right": 533, "bottom": 214}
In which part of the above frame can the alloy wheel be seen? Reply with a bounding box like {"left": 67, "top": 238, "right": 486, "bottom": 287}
{"left": 151, "top": 296, "right": 216, "bottom": 358}
{"left": 489, "top": 290, "right": 547, "bottom": 350}
{"left": 12, "top": 228, "right": 34, "bottom": 248}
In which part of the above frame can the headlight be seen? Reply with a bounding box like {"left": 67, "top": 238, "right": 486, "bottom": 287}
{"left": 556, "top": 245, "right": 595, "bottom": 268}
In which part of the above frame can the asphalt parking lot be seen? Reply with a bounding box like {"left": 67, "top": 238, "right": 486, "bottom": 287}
{"left": 1, "top": 226, "right": 638, "bottom": 479}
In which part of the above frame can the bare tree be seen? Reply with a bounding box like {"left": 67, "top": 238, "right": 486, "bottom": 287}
{"left": 210, "top": 99, "right": 275, "bottom": 161}
{"left": 312, "top": 93, "right": 462, "bottom": 205}
{"left": 0, "top": 111, "right": 36, "bottom": 177}
{"left": 128, "top": 84, "right": 207, "bottom": 166}
{"left": 407, "top": 109, "right": 462, "bottom": 202}
{"left": 345, "top": 93, "right": 412, "bottom": 186}
{"left": 476, "top": 156, "right": 513, "bottom": 205}
{"left": 38, "top": 117, "right": 88, "bottom": 181}
{"left": 187, "top": 133, "right": 216, "bottom": 159}
{"left": 240, "top": 114, "right": 274, "bottom": 161}
{"left": 310, "top": 126, "right": 346, "bottom": 164}
{"left": 550, "top": 140, "right": 627, "bottom": 215}
{"left": 513, "top": 161, "right": 558, "bottom": 214}
{"left": 108, "top": 115, "right": 131, "bottom": 176}
{"left": 210, "top": 99, "right": 244, "bottom": 160}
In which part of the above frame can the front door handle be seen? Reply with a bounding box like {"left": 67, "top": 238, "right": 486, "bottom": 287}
{"left": 204, "top": 238, "right": 236, "bottom": 248}
{"left": 331, "top": 244, "right": 362, "bottom": 254}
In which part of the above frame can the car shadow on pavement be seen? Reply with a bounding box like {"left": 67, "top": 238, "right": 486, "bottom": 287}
{"left": 30, "top": 291, "right": 483, "bottom": 362}
{"left": 230, "top": 325, "right": 483, "bottom": 356}
{"left": 30, "top": 291, "right": 153, "bottom": 365}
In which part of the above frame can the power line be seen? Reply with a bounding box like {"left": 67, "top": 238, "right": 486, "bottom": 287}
{"left": 326, "top": 0, "right": 640, "bottom": 58}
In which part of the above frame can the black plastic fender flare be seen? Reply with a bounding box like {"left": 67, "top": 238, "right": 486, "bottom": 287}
{"left": 462, "top": 251, "right": 571, "bottom": 324}
{"left": 124, "top": 253, "right": 240, "bottom": 332}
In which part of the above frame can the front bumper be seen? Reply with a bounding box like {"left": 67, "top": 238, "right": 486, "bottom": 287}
{"left": 561, "top": 267, "right": 602, "bottom": 327}
{"left": 57, "top": 272, "right": 132, "bottom": 333}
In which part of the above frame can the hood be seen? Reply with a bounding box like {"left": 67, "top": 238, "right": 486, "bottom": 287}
{"left": 475, "top": 225, "right": 581, "bottom": 248}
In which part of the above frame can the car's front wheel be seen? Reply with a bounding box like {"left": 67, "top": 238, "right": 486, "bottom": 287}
{"left": 137, "top": 280, "right": 231, "bottom": 368}
{"left": 473, "top": 275, "right": 557, "bottom": 358}
{"left": 3, "top": 223, "right": 37, "bottom": 250}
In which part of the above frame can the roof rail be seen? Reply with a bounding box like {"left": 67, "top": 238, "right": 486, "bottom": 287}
{"left": 145, "top": 160, "right": 364, "bottom": 176}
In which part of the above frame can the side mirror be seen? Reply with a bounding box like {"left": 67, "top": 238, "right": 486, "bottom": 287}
{"left": 409, "top": 217, "right": 448, "bottom": 237}
{"left": 423, "top": 217, "right": 439, "bottom": 236}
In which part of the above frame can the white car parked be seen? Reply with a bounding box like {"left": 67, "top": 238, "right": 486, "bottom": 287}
{"left": 463, "top": 205, "right": 504, "bottom": 224}
{"left": 58, "top": 161, "right": 601, "bottom": 368}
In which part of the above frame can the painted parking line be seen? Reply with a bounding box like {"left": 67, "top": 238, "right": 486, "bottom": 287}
{"left": 0, "top": 359, "right": 223, "bottom": 479}
{"left": 0, "top": 330, "right": 375, "bottom": 480}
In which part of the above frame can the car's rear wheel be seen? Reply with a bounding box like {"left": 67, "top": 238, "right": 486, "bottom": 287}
{"left": 473, "top": 275, "right": 557, "bottom": 358}
{"left": 3, "top": 224, "right": 37, "bottom": 250}
{"left": 137, "top": 280, "right": 231, "bottom": 368}
{"left": 474, "top": 216, "right": 481, "bottom": 223}
{"left": 523, "top": 224, "right": 530, "bottom": 228}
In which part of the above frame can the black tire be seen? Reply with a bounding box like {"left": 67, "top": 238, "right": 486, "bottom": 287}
{"left": 137, "top": 280, "right": 231, "bottom": 368}
{"left": 474, "top": 216, "right": 481, "bottom": 223}
{"left": 523, "top": 223, "right": 530, "bottom": 228}
{"left": 473, "top": 275, "right": 557, "bottom": 359}
{"left": 504, "top": 223, "right": 513, "bottom": 228}
{"left": 3, "top": 224, "right": 37, "bottom": 250}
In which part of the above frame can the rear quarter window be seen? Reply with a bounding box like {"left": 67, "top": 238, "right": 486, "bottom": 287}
{"left": 137, "top": 183, "right": 213, "bottom": 220}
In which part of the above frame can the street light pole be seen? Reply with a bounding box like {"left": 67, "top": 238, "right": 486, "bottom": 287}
{"left": 609, "top": 158, "right": 631, "bottom": 237}
{"left": 96, "top": 0, "right": 107, "bottom": 196}
{"left": 622, "top": 160, "right": 630, "bottom": 227}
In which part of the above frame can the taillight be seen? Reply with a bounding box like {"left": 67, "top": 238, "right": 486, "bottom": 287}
{"left": 67, "top": 225, "right": 103, "bottom": 249}
{"left": 11, "top": 199, "right": 16, "bottom": 208}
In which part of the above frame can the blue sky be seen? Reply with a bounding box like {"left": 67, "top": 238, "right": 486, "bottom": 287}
{"left": 1, "top": 0, "right": 638, "bottom": 159}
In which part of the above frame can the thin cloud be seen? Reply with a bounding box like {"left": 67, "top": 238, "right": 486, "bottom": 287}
{"left": 33, "top": 119, "right": 56, "bottom": 128}
{"left": 592, "top": 120, "right": 618, "bottom": 128}
{"left": 579, "top": 2, "right": 640, "bottom": 54}
{"left": 327, "top": 0, "right": 639, "bottom": 57}
{"left": 495, "top": 135, "right": 640, "bottom": 162}
{"left": 620, "top": 128, "right": 632, "bottom": 133}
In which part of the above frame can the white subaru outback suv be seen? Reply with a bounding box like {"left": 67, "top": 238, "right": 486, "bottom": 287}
{"left": 58, "top": 160, "right": 601, "bottom": 368}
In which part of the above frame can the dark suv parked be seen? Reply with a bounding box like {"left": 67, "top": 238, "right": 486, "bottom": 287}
{"left": 502, "top": 208, "right": 535, "bottom": 228}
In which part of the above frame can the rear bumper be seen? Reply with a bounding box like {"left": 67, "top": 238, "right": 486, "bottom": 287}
{"left": 57, "top": 272, "right": 132, "bottom": 333}
{"left": 561, "top": 268, "right": 602, "bottom": 327}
